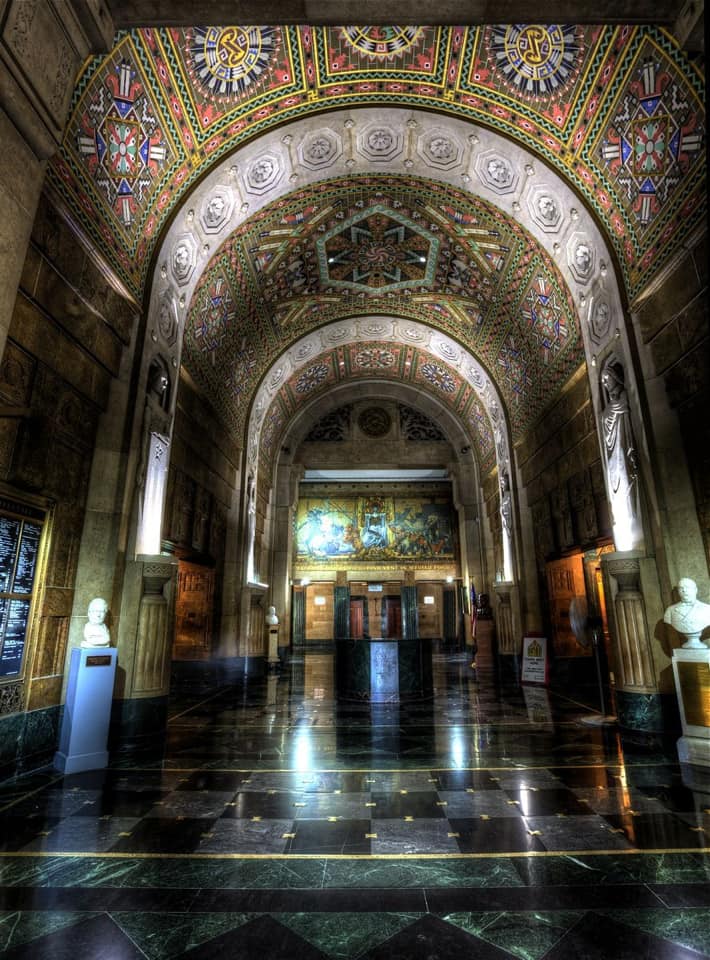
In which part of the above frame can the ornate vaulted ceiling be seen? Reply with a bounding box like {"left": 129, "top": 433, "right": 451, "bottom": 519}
{"left": 50, "top": 24, "right": 705, "bottom": 305}
{"left": 182, "top": 175, "right": 581, "bottom": 447}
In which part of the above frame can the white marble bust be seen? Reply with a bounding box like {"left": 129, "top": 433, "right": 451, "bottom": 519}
{"left": 664, "top": 578, "right": 710, "bottom": 649}
{"left": 265, "top": 605, "right": 279, "bottom": 626}
{"left": 81, "top": 597, "right": 111, "bottom": 648}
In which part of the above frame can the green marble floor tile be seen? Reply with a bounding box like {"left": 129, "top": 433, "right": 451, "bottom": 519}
{"left": 607, "top": 853, "right": 710, "bottom": 885}
{"left": 323, "top": 857, "right": 523, "bottom": 888}
{"left": 9, "top": 855, "right": 327, "bottom": 890}
{"left": 0, "top": 910, "right": 101, "bottom": 952}
{"left": 512, "top": 853, "right": 710, "bottom": 887}
{"left": 277, "top": 911, "right": 420, "bottom": 959}
{"left": 0, "top": 856, "right": 78, "bottom": 888}
{"left": 111, "top": 911, "right": 253, "bottom": 960}
{"left": 595, "top": 908, "right": 710, "bottom": 956}
{"left": 441, "top": 910, "right": 582, "bottom": 960}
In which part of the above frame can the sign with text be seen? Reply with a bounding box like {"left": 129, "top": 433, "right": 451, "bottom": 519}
{"left": 0, "top": 499, "right": 45, "bottom": 678}
{"left": 521, "top": 635, "right": 549, "bottom": 685}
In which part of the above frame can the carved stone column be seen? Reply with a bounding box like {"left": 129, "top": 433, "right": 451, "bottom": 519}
{"left": 494, "top": 584, "right": 516, "bottom": 653}
{"left": 134, "top": 560, "right": 176, "bottom": 696}
{"left": 602, "top": 552, "right": 663, "bottom": 731}
{"left": 112, "top": 556, "right": 177, "bottom": 745}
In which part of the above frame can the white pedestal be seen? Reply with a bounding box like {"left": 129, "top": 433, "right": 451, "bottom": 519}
{"left": 54, "top": 647, "right": 117, "bottom": 774}
{"left": 672, "top": 646, "right": 710, "bottom": 768}
{"left": 267, "top": 626, "right": 280, "bottom": 669}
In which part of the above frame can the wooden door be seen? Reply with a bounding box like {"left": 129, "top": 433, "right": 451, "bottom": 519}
{"left": 384, "top": 596, "right": 402, "bottom": 638}
{"left": 350, "top": 598, "right": 364, "bottom": 639}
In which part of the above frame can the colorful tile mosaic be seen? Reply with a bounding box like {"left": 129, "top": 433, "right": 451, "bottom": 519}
{"left": 49, "top": 25, "right": 704, "bottom": 303}
{"left": 257, "top": 342, "right": 497, "bottom": 477}
{"left": 182, "top": 178, "right": 580, "bottom": 446}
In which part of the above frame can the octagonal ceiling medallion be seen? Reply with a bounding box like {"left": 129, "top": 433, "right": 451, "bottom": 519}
{"left": 317, "top": 205, "right": 439, "bottom": 292}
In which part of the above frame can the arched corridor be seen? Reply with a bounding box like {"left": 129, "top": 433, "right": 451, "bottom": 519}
{"left": 0, "top": 6, "right": 707, "bottom": 958}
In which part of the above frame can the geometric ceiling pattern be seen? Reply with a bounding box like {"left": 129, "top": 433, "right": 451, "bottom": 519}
{"left": 182, "top": 177, "right": 581, "bottom": 443}
{"left": 50, "top": 25, "right": 705, "bottom": 303}
{"left": 256, "top": 342, "right": 497, "bottom": 475}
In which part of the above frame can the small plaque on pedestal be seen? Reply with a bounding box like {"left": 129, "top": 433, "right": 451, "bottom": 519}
{"left": 672, "top": 646, "right": 710, "bottom": 767}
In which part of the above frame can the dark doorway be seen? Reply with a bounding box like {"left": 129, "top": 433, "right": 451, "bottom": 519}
{"left": 350, "top": 597, "right": 365, "bottom": 639}
{"left": 383, "top": 596, "right": 402, "bottom": 638}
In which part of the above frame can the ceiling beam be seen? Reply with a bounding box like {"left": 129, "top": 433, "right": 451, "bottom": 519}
{"left": 107, "top": 1, "right": 683, "bottom": 27}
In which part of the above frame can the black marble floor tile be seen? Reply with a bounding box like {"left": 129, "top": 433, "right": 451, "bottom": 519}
{"left": 145, "top": 789, "right": 236, "bottom": 819}
{"left": 525, "top": 814, "right": 633, "bottom": 851}
{"left": 282, "top": 818, "right": 372, "bottom": 854}
{"left": 448, "top": 817, "right": 546, "bottom": 853}
{"left": 190, "top": 886, "right": 429, "bottom": 912}
{"left": 70, "top": 789, "right": 169, "bottom": 818}
{"left": 369, "top": 790, "right": 445, "bottom": 818}
{"left": 502, "top": 785, "right": 595, "bottom": 816}
{"left": 179, "top": 914, "right": 330, "bottom": 959}
{"left": 650, "top": 883, "right": 710, "bottom": 907}
{"left": 603, "top": 812, "right": 710, "bottom": 849}
{"left": 0, "top": 816, "right": 61, "bottom": 852}
{"left": 20, "top": 815, "right": 141, "bottom": 853}
{"left": 108, "top": 816, "right": 217, "bottom": 854}
{"left": 359, "top": 913, "right": 517, "bottom": 959}
{"left": 218, "top": 791, "right": 297, "bottom": 819}
{"left": 370, "top": 818, "right": 461, "bottom": 853}
{"left": 175, "top": 770, "right": 251, "bottom": 791}
{"left": 196, "top": 817, "right": 293, "bottom": 853}
{"left": 423, "top": 882, "right": 668, "bottom": 912}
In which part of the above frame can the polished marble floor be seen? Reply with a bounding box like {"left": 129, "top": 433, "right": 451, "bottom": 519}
{"left": 0, "top": 647, "right": 709, "bottom": 959}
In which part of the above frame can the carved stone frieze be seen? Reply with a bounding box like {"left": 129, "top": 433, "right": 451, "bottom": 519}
{"left": 298, "top": 129, "right": 342, "bottom": 169}
{"left": 304, "top": 406, "right": 351, "bottom": 442}
{"left": 399, "top": 405, "right": 446, "bottom": 442}
{"left": 245, "top": 153, "right": 282, "bottom": 194}
{"left": 417, "top": 128, "right": 462, "bottom": 170}
{"left": 201, "top": 190, "right": 233, "bottom": 233}
{"left": 477, "top": 151, "right": 518, "bottom": 194}
{"left": 171, "top": 235, "right": 197, "bottom": 287}
{"left": 357, "top": 124, "right": 402, "bottom": 162}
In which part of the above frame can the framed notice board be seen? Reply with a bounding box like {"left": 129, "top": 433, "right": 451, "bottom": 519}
{"left": 0, "top": 495, "right": 47, "bottom": 679}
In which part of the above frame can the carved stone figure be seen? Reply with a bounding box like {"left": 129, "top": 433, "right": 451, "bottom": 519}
{"left": 500, "top": 468, "right": 512, "bottom": 536}
{"left": 476, "top": 593, "right": 492, "bottom": 620}
{"left": 575, "top": 243, "right": 592, "bottom": 273}
{"left": 265, "top": 605, "right": 279, "bottom": 625}
{"left": 664, "top": 578, "right": 710, "bottom": 648}
{"left": 147, "top": 357, "right": 170, "bottom": 411}
{"left": 486, "top": 157, "right": 510, "bottom": 184}
{"left": 600, "top": 358, "right": 638, "bottom": 527}
{"left": 537, "top": 195, "right": 557, "bottom": 223}
{"left": 81, "top": 597, "right": 110, "bottom": 648}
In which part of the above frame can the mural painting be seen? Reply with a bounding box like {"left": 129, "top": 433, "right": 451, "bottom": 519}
{"left": 295, "top": 496, "right": 455, "bottom": 564}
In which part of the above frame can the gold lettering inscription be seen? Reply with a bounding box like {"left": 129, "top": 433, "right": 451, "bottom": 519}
{"left": 86, "top": 655, "right": 112, "bottom": 667}
{"left": 677, "top": 662, "right": 710, "bottom": 728}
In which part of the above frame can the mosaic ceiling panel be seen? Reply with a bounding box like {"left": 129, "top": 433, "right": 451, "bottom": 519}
{"left": 182, "top": 177, "right": 581, "bottom": 445}
{"left": 49, "top": 24, "right": 704, "bottom": 302}
{"left": 257, "top": 342, "right": 497, "bottom": 476}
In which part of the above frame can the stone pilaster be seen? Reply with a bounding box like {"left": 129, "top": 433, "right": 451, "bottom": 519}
{"left": 400, "top": 584, "right": 418, "bottom": 640}
{"left": 334, "top": 584, "right": 351, "bottom": 640}
{"left": 111, "top": 556, "right": 177, "bottom": 745}
{"left": 602, "top": 552, "right": 665, "bottom": 731}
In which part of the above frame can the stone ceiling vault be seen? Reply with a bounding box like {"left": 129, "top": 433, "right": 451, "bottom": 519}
{"left": 47, "top": 24, "right": 704, "bottom": 486}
